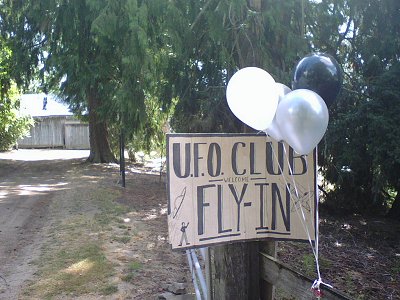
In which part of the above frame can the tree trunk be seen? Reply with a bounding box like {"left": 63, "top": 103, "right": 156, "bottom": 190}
{"left": 387, "top": 191, "right": 400, "bottom": 220}
{"left": 87, "top": 88, "right": 116, "bottom": 163}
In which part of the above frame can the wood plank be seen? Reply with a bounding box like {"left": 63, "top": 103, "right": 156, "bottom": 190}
{"left": 260, "top": 242, "right": 276, "bottom": 300}
{"left": 260, "top": 252, "right": 354, "bottom": 300}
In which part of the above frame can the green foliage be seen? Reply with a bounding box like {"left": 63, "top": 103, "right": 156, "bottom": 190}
{"left": 301, "top": 253, "right": 332, "bottom": 278}
{"left": 101, "top": 284, "right": 118, "bottom": 295}
{"left": 165, "top": 0, "right": 400, "bottom": 216}
{"left": 166, "top": 0, "right": 306, "bottom": 133}
{"left": 121, "top": 260, "right": 142, "bottom": 282}
{"left": 88, "top": 0, "right": 175, "bottom": 151}
{"left": 313, "top": 0, "right": 400, "bottom": 215}
{"left": 0, "top": 37, "right": 32, "bottom": 151}
{"left": 0, "top": 85, "right": 32, "bottom": 151}
{"left": 301, "top": 253, "right": 316, "bottom": 278}
{"left": 391, "top": 257, "right": 400, "bottom": 276}
{"left": 2, "top": 0, "right": 175, "bottom": 161}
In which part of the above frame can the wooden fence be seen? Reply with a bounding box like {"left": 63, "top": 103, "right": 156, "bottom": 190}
{"left": 260, "top": 251, "right": 354, "bottom": 300}
{"left": 18, "top": 116, "right": 89, "bottom": 149}
{"left": 198, "top": 242, "right": 354, "bottom": 300}
{"left": 19, "top": 116, "right": 66, "bottom": 148}
{"left": 64, "top": 121, "right": 90, "bottom": 149}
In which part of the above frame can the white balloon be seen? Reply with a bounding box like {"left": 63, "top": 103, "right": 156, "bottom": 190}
{"left": 266, "top": 83, "right": 291, "bottom": 141}
{"left": 276, "top": 89, "right": 329, "bottom": 155}
{"left": 226, "top": 67, "right": 279, "bottom": 131}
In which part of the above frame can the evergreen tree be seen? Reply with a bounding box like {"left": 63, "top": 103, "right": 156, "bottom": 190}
{"left": 309, "top": 0, "right": 400, "bottom": 217}
{"left": 1, "top": 0, "right": 170, "bottom": 162}
{"left": 167, "top": 0, "right": 306, "bottom": 133}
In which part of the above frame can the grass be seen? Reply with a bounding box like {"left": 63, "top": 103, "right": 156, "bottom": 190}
{"left": 128, "top": 260, "right": 143, "bottom": 271}
{"left": 113, "top": 235, "right": 131, "bottom": 244}
{"left": 95, "top": 193, "right": 127, "bottom": 228}
{"left": 101, "top": 284, "right": 119, "bottom": 295}
{"left": 22, "top": 183, "right": 126, "bottom": 299}
{"left": 121, "top": 260, "right": 143, "bottom": 282}
{"left": 391, "top": 257, "right": 400, "bottom": 276}
{"left": 26, "top": 243, "right": 115, "bottom": 298}
{"left": 301, "top": 253, "right": 332, "bottom": 278}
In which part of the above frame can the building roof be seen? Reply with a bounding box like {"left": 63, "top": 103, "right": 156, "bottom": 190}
{"left": 20, "top": 93, "right": 73, "bottom": 117}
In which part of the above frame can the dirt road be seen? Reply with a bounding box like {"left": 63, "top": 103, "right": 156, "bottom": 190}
{"left": 0, "top": 150, "right": 89, "bottom": 298}
{"left": 0, "top": 150, "right": 189, "bottom": 299}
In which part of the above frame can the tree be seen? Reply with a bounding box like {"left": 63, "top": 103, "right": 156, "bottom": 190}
{"left": 167, "top": 0, "right": 306, "bottom": 134}
{"left": 0, "top": 36, "right": 32, "bottom": 151}
{"left": 0, "top": 0, "right": 114, "bottom": 161}
{"left": 90, "top": 0, "right": 174, "bottom": 156}
{"left": 2, "top": 0, "right": 171, "bottom": 163}
{"left": 307, "top": 0, "right": 400, "bottom": 217}
{"left": 366, "top": 63, "right": 400, "bottom": 219}
{"left": 0, "top": 84, "right": 32, "bottom": 151}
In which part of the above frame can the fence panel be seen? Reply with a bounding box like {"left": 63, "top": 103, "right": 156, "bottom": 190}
{"left": 260, "top": 252, "right": 354, "bottom": 300}
{"left": 18, "top": 117, "right": 65, "bottom": 148}
{"left": 64, "top": 123, "right": 90, "bottom": 149}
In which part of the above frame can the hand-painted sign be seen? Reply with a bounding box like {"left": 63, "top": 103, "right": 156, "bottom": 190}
{"left": 167, "top": 133, "right": 316, "bottom": 249}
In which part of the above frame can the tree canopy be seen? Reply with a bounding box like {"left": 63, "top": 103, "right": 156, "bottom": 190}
{"left": 307, "top": 0, "right": 400, "bottom": 217}
{"left": 167, "top": 0, "right": 306, "bottom": 133}
{"left": 1, "top": 0, "right": 173, "bottom": 162}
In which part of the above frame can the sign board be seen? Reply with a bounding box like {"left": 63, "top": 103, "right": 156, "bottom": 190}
{"left": 167, "top": 133, "right": 316, "bottom": 249}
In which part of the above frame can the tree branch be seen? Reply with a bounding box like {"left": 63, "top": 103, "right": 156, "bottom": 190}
{"left": 190, "top": 0, "right": 214, "bottom": 31}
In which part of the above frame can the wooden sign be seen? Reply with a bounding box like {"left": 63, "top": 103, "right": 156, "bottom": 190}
{"left": 167, "top": 133, "right": 316, "bottom": 249}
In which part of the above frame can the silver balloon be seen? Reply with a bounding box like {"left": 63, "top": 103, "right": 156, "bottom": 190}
{"left": 266, "top": 83, "right": 291, "bottom": 141}
{"left": 276, "top": 89, "right": 329, "bottom": 155}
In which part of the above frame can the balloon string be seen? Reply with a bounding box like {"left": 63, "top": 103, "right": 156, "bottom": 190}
{"left": 304, "top": 147, "right": 333, "bottom": 296}
{"left": 268, "top": 138, "right": 316, "bottom": 259}
{"left": 304, "top": 155, "right": 321, "bottom": 284}
{"left": 267, "top": 135, "right": 332, "bottom": 295}
{"left": 282, "top": 144, "right": 317, "bottom": 259}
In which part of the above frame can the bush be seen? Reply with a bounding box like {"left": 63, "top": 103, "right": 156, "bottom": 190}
{"left": 0, "top": 84, "right": 33, "bottom": 151}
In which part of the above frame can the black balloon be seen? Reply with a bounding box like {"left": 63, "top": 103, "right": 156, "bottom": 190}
{"left": 292, "top": 53, "right": 343, "bottom": 107}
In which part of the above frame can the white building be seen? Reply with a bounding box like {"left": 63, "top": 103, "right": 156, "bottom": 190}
{"left": 18, "top": 94, "right": 90, "bottom": 149}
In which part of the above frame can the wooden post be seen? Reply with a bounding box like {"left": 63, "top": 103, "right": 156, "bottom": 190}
{"left": 119, "top": 129, "right": 126, "bottom": 188}
{"left": 209, "top": 241, "right": 260, "bottom": 299}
